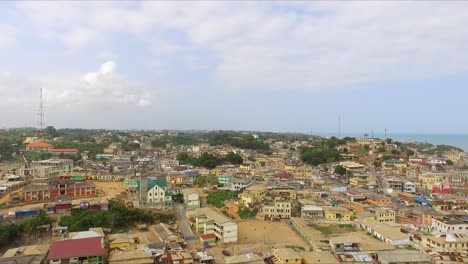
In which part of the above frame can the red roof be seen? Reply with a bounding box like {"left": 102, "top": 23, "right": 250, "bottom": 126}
{"left": 47, "top": 237, "right": 105, "bottom": 260}
{"left": 275, "top": 172, "right": 293, "bottom": 178}
{"left": 200, "top": 234, "right": 217, "bottom": 240}
{"left": 51, "top": 148, "right": 79, "bottom": 153}
{"left": 27, "top": 142, "right": 52, "bottom": 148}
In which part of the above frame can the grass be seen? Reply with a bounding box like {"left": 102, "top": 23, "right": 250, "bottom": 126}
{"left": 314, "top": 224, "right": 356, "bottom": 236}
{"left": 206, "top": 190, "right": 239, "bottom": 208}
{"left": 286, "top": 245, "right": 305, "bottom": 251}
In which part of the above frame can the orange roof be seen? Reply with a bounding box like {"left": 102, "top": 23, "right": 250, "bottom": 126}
{"left": 27, "top": 142, "right": 52, "bottom": 148}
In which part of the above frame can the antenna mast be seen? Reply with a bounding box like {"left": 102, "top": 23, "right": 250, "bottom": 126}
{"left": 338, "top": 116, "right": 341, "bottom": 138}
{"left": 38, "top": 88, "right": 45, "bottom": 130}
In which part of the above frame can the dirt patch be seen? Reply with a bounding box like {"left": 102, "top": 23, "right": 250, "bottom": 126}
{"left": 238, "top": 220, "right": 308, "bottom": 248}
{"left": 223, "top": 200, "right": 241, "bottom": 221}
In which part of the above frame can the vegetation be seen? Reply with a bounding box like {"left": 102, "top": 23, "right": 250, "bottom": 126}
{"left": 421, "top": 144, "right": 463, "bottom": 155}
{"left": 206, "top": 132, "right": 270, "bottom": 150}
{"left": 193, "top": 176, "right": 219, "bottom": 186}
{"left": 206, "top": 190, "right": 239, "bottom": 208}
{"left": 334, "top": 165, "right": 346, "bottom": 175}
{"left": 0, "top": 210, "right": 55, "bottom": 248}
{"left": 300, "top": 139, "right": 341, "bottom": 166}
{"left": 177, "top": 151, "right": 243, "bottom": 169}
{"left": 60, "top": 201, "right": 159, "bottom": 232}
{"left": 237, "top": 207, "right": 258, "bottom": 219}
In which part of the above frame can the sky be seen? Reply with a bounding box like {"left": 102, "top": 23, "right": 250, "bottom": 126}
{"left": 1, "top": 2, "right": 468, "bottom": 135}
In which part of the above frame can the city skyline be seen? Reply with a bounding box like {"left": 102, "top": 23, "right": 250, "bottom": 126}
{"left": 1, "top": 2, "right": 468, "bottom": 133}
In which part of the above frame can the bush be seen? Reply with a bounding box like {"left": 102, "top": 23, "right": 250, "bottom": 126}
{"left": 206, "top": 190, "right": 239, "bottom": 208}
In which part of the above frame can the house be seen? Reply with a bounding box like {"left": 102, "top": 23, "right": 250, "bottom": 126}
{"left": 377, "top": 251, "right": 430, "bottom": 264}
{"left": 26, "top": 142, "right": 52, "bottom": 152}
{"left": 95, "top": 154, "right": 113, "bottom": 159}
{"left": 382, "top": 160, "right": 407, "bottom": 168}
{"left": 218, "top": 175, "right": 233, "bottom": 185}
{"left": 374, "top": 208, "right": 395, "bottom": 223}
{"left": 297, "top": 252, "right": 339, "bottom": 264}
{"left": 191, "top": 207, "right": 238, "bottom": 244}
{"left": 356, "top": 219, "right": 409, "bottom": 246}
{"left": 166, "top": 174, "right": 189, "bottom": 185}
{"left": 259, "top": 199, "right": 292, "bottom": 220}
{"left": 401, "top": 181, "right": 416, "bottom": 193}
{"left": 323, "top": 206, "right": 351, "bottom": 221}
{"left": 366, "top": 194, "right": 391, "bottom": 206}
{"left": 181, "top": 189, "right": 200, "bottom": 209}
{"left": 301, "top": 205, "right": 324, "bottom": 220}
{"left": 272, "top": 248, "right": 302, "bottom": 264}
{"left": 329, "top": 236, "right": 361, "bottom": 252}
{"left": 224, "top": 253, "right": 264, "bottom": 264}
{"left": 47, "top": 237, "right": 106, "bottom": 264}
{"left": 137, "top": 177, "right": 172, "bottom": 207}
{"left": 51, "top": 149, "right": 78, "bottom": 155}
{"left": 160, "top": 159, "right": 180, "bottom": 169}
{"left": 238, "top": 184, "right": 268, "bottom": 208}
{"left": 108, "top": 245, "right": 153, "bottom": 264}
{"left": 422, "top": 233, "right": 468, "bottom": 251}
{"left": 152, "top": 223, "right": 183, "bottom": 243}
{"left": 431, "top": 215, "right": 468, "bottom": 235}
{"left": 228, "top": 177, "right": 253, "bottom": 191}
{"left": 108, "top": 233, "right": 134, "bottom": 249}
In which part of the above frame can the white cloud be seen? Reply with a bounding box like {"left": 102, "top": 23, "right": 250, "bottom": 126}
{"left": 0, "top": 61, "right": 153, "bottom": 127}
{"left": 15, "top": 2, "right": 468, "bottom": 91}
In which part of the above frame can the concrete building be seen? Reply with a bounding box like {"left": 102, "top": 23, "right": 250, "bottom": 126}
{"left": 238, "top": 184, "right": 268, "bottom": 208}
{"left": 374, "top": 208, "right": 396, "bottom": 223}
{"left": 273, "top": 248, "right": 301, "bottom": 264}
{"left": 301, "top": 205, "right": 324, "bottom": 220}
{"left": 24, "top": 159, "right": 74, "bottom": 178}
{"left": 260, "top": 199, "right": 292, "bottom": 220}
{"left": 192, "top": 207, "right": 238, "bottom": 244}
{"left": 402, "top": 181, "right": 416, "bottom": 193}
{"left": 137, "top": 177, "right": 172, "bottom": 207}
{"left": 323, "top": 206, "right": 351, "bottom": 221}
{"left": 181, "top": 189, "right": 200, "bottom": 209}
{"left": 431, "top": 215, "right": 468, "bottom": 235}
{"left": 357, "top": 219, "right": 409, "bottom": 246}
{"left": 378, "top": 250, "right": 430, "bottom": 264}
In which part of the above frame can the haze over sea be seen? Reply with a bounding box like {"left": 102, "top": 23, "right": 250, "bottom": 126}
{"left": 318, "top": 133, "right": 468, "bottom": 152}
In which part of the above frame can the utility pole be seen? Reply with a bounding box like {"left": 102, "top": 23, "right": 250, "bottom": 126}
{"left": 338, "top": 116, "right": 341, "bottom": 138}
{"left": 38, "top": 88, "right": 45, "bottom": 131}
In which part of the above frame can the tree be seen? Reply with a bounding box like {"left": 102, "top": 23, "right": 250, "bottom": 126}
{"left": 173, "top": 193, "right": 184, "bottom": 203}
{"left": 445, "top": 159, "right": 453, "bottom": 166}
{"left": 406, "top": 149, "right": 415, "bottom": 156}
{"left": 176, "top": 152, "right": 190, "bottom": 163}
{"left": 334, "top": 165, "right": 347, "bottom": 176}
{"left": 225, "top": 152, "right": 243, "bottom": 165}
{"left": 45, "top": 126, "right": 59, "bottom": 138}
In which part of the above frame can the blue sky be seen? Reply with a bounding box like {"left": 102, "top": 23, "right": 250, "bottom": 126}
{"left": 1, "top": 2, "right": 468, "bottom": 134}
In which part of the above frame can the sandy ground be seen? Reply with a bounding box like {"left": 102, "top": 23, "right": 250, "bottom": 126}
{"left": 205, "top": 221, "right": 308, "bottom": 264}
{"left": 224, "top": 200, "right": 241, "bottom": 221}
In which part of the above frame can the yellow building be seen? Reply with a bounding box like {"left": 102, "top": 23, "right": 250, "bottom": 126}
{"left": 273, "top": 248, "right": 302, "bottom": 264}
{"left": 238, "top": 184, "right": 268, "bottom": 208}
{"left": 423, "top": 234, "right": 468, "bottom": 251}
{"left": 108, "top": 233, "right": 134, "bottom": 249}
{"left": 260, "top": 199, "right": 291, "bottom": 219}
{"left": 375, "top": 208, "right": 395, "bottom": 223}
{"left": 294, "top": 166, "right": 313, "bottom": 177}
{"left": 349, "top": 177, "right": 368, "bottom": 187}
{"left": 323, "top": 206, "right": 351, "bottom": 221}
{"left": 382, "top": 160, "right": 407, "bottom": 168}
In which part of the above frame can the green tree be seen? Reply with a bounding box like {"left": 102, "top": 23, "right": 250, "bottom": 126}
{"left": 173, "top": 193, "right": 184, "bottom": 203}
{"left": 225, "top": 151, "right": 243, "bottom": 165}
{"left": 445, "top": 159, "right": 453, "bottom": 166}
{"left": 334, "top": 165, "right": 347, "bottom": 175}
{"left": 45, "top": 126, "right": 59, "bottom": 138}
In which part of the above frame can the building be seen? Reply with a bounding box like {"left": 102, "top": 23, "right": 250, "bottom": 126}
{"left": 375, "top": 208, "right": 396, "bottom": 223}
{"left": 217, "top": 175, "right": 233, "bottom": 185}
{"left": 50, "top": 149, "right": 78, "bottom": 155}
{"left": 224, "top": 254, "right": 264, "bottom": 264}
{"left": 160, "top": 159, "right": 180, "bottom": 169}
{"left": 431, "top": 215, "right": 468, "bottom": 235}
{"left": 323, "top": 206, "right": 351, "bottom": 221}
{"left": 229, "top": 177, "right": 253, "bottom": 191}
{"left": 26, "top": 142, "right": 52, "bottom": 152}
{"left": 259, "top": 199, "right": 292, "bottom": 220}
{"left": 47, "top": 237, "right": 106, "bottom": 264}
{"left": 108, "top": 233, "right": 134, "bottom": 249}
{"left": 137, "top": 177, "right": 172, "bottom": 207}
{"left": 402, "top": 181, "right": 416, "bottom": 193}
{"left": 366, "top": 194, "right": 391, "bottom": 206}
{"left": 26, "top": 159, "right": 74, "bottom": 178}
{"left": 23, "top": 180, "right": 96, "bottom": 201}
{"left": 111, "top": 155, "right": 131, "bottom": 165}
{"left": 297, "top": 252, "right": 339, "bottom": 264}
{"left": 357, "top": 219, "right": 409, "bottom": 246}
{"left": 166, "top": 174, "right": 189, "bottom": 185}
{"left": 377, "top": 250, "right": 430, "bottom": 264}
{"left": 301, "top": 205, "right": 324, "bottom": 220}
{"left": 329, "top": 236, "right": 361, "bottom": 252}
{"left": 289, "top": 217, "right": 330, "bottom": 251}
{"left": 238, "top": 184, "right": 268, "bottom": 208}
{"left": 191, "top": 207, "right": 238, "bottom": 244}
{"left": 181, "top": 189, "right": 200, "bottom": 209}
{"left": 422, "top": 233, "right": 468, "bottom": 250}
{"left": 349, "top": 177, "right": 368, "bottom": 188}
{"left": 272, "top": 248, "right": 301, "bottom": 264}
{"left": 382, "top": 160, "right": 407, "bottom": 168}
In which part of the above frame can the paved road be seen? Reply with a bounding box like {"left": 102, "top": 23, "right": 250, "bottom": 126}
{"left": 175, "top": 204, "right": 196, "bottom": 241}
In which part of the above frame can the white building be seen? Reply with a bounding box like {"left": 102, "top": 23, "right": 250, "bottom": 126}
{"left": 191, "top": 207, "right": 238, "bottom": 244}
{"left": 402, "top": 181, "right": 416, "bottom": 193}
{"left": 138, "top": 177, "right": 172, "bottom": 207}
{"left": 431, "top": 216, "right": 468, "bottom": 235}
{"left": 181, "top": 189, "right": 200, "bottom": 209}
{"left": 301, "top": 205, "right": 324, "bottom": 220}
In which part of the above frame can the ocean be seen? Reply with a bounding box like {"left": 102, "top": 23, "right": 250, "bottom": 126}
{"left": 317, "top": 133, "right": 468, "bottom": 152}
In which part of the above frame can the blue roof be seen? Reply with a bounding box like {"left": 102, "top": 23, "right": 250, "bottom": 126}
{"left": 414, "top": 197, "right": 434, "bottom": 205}
{"left": 185, "top": 171, "right": 200, "bottom": 177}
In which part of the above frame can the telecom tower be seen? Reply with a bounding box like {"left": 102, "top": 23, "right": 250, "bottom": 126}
{"left": 38, "top": 88, "right": 45, "bottom": 130}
